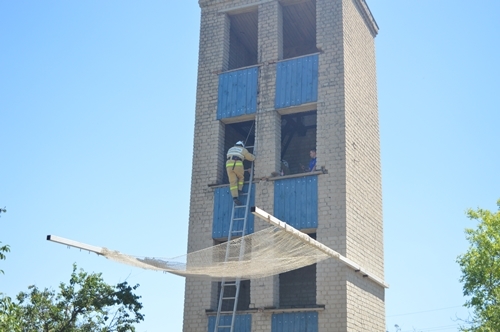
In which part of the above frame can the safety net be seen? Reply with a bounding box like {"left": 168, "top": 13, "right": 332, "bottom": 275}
{"left": 48, "top": 207, "right": 387, "bottom": 287}
{"left": 101, "top": 226, "right": 330, "bottom": 280}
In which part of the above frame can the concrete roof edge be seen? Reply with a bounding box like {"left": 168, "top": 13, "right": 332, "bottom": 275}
{"left": 354, "top": 0, "right": 379, "bottom": 37}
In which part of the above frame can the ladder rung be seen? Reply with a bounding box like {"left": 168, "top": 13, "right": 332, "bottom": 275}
{"left": 233, "top": 218, "right": 245, "bottom": 221}
{"left": 222, "top": 280, "right": 238, "bottom": 284}
{"left": 218, "top": 325, "right": 232, "bottom": 328}
{"left": 239, "top": 192, "right": 248, "bottom": 196}
{"left": 234, "top": 205, "right": 246, "bottom": 208}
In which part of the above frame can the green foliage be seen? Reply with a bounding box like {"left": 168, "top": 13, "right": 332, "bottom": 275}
{"left": 0, "top": 264, "right": 144, "bottom": 332}
{"left": 0, "top": 241, "right": 10, "bottom": 275}
{"left": 0, "top": 294, "right": 22, "bottom": 331}
{"left": 457, "top": 199, "right": 500, "bottom": 331}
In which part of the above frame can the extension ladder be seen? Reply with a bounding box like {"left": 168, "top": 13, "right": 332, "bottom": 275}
{"left": 214, "top": 154, "right": 254, "bottom": 332}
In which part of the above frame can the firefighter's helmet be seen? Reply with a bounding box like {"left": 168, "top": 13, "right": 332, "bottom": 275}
{"left": 236, "top": 141, "right": 245, "bottom": 147}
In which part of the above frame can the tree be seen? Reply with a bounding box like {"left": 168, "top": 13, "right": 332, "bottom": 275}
{"left": 0, "top": 207, "right": 8, "bottom": 275}
{"left": 0, "top": 264, "right": 144, "bottom": 332}
{"left": 0, "top": 241, "right": 9, "bottom": 275}
{"left": 0, "top": 295, "right": 22, "bottom": 331}
{"left": 457, "top": 199, "right": 500, "bottom": 331}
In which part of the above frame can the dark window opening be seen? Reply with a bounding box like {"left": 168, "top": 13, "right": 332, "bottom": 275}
{"left": 222, "top": 120, "right": 256, "bottom": 184}
{"left": 280, "top": 111, "right": 317, "bottom": 175}
{"left": 215, "top": 280, "right": 251, "bottom": 311}
{"left": 228, "top": 11, "right": 258, "bottom": 70}
{"left": 279, "top": 233, "right": 317, "bottom": 308}
{"left": 282, "top": 0, "right": 318, "bottom": 59}
{"left": 212, "top": 238, "right": 251, "bottom": 311}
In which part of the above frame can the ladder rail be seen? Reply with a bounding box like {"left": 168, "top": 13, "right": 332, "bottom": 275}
{"left": 214, "top": 158, "right": 255, "bottom": 332}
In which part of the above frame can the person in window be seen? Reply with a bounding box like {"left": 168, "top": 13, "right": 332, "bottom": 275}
{"left": 301, "top": 148, "right": 317, "bottom": 172}
{"left": 226, "top": 141, "right": 255, "bottom": 205}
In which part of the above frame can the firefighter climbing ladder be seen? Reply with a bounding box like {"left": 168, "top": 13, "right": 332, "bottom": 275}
{"left": 214, "top": 151, "right": 254, "bottom": 332}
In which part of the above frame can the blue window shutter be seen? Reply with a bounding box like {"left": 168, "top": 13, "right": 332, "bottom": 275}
{"left": 217, "top": 67, "right": 258, "bottom": 120}
{"left": 213, "top": 184, "right": 255, "bottom": 239}
{"left": 274, "top": 176, "right": 318, "bottom": 229}
{"left": 272, "top": 312, "right": 318, "bottom": 332}
{"left": 208, "top": 314, "right": 252, "bottom": 332}
{"left": 275, "top": 54, "right": 319, "bottom": 109}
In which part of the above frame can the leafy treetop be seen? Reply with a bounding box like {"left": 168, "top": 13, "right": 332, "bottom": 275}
{"left": 457, "top": 199, "right": 500, "bottom": 332}
{"left": 0, "top": 264, "right": 144, "bottom": 332}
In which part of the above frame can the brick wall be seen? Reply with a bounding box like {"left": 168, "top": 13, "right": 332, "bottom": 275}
{"left": 183, "top": 5, "right": 226, "bottom": 331}
{"left": 251, "top": 4, "right": 282, "bottom": 332}
{"left": 315, "top": 0, "right": 384, "bottom": 330}
{"left": 343, "top": 0, "right": 384, "bottom": 327}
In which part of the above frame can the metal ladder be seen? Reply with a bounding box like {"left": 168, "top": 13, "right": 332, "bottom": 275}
{"left": 214, "top": 157, "right": 254, "bottom": 332}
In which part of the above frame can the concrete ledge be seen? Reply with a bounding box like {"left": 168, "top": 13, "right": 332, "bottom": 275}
{"left": 205, "top": 305, "right": 325, "bottom": 316}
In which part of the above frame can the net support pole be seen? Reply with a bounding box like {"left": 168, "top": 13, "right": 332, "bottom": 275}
{"left": 47, "top": 235, "right": 104, "bottom": 255}
{"left": 251, "top": 206, "right": 389, "bottom": 289}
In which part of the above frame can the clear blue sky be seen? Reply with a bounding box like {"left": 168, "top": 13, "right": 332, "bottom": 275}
{"left": 1, "top": 1, "right": 499, "bottom": 331}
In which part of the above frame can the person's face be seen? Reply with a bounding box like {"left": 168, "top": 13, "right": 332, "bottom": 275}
{"left": 310, "top": 150, "right": 316, "bottom": 158}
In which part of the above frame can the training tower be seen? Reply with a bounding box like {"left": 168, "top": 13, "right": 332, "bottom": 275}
{"left": 184, "top": 0, "right": 384, "bottom": 331}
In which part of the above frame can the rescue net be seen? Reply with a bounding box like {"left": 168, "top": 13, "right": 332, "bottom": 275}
{"left": 48, "top": 207, "right": 387, "bottom": 287}
{"left": 102, "top": 226, "right": 330, "bottom": 280}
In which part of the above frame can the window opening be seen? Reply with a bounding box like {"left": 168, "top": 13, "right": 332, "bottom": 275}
{"left": 212, "top": 239, "right": 251, "bottom": 311}
{"left": 222, "top": 120, "right": 256, "bottom": 184}
{"left": 228, "top": 10, "right": 258, "bottom": 70}
{"left": 281, "top": 0, "right": 318, "bottom": 59}
{"left": 215, "top": 280, "right": 251, "bottom": 311}
{"left": 280, "top": 111, "right": 316, "bottom": 175}
{"left": 279, "top": 233, "right": 317, "bottom": 308}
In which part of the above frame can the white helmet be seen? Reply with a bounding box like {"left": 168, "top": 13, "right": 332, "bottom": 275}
{"left": 236, "top": 141, "right": 245, "bottom": 147}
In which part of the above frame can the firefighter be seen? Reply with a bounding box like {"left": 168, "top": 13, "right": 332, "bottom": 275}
{"left": 226, "top": 141, "right": 255, "bottom": 205}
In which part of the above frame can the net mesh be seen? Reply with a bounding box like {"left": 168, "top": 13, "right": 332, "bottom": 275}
{"left": 102, "top": 226, "right": 330, "bottom": 280}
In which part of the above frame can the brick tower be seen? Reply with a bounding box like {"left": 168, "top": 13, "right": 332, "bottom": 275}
{"left": 184, "top": 0, "right": 385, "bottom": 331}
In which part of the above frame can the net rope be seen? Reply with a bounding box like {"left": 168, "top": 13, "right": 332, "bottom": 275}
{"left": 102, "top": 226, "right": 330, "bottom": 280}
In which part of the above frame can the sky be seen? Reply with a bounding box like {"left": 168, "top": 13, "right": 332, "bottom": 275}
{"left": 1, "top": 1, "right": 499, "bottom": 332}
